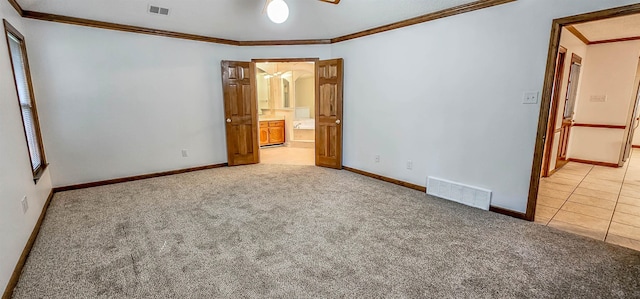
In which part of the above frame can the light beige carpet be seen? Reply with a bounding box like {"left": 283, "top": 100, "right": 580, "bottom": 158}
{"left": 12, "top": 165, "right": 640, "bottom": 298}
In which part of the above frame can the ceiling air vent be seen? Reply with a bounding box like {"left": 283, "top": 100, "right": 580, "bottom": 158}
{"left": 149, "top": 5, "right": 170, "bottom": 16}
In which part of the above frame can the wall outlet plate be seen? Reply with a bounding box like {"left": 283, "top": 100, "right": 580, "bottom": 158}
{"left": 181, "top": 149, "right": 188, "bottom": 157}
{"left": 374, "top": 155, "right": 380, "bottom": 163}
{"left": 406, "top": 160, "right": 413, "bottom": 170}
{"left": 523, "top": 91, "right": 539, "bottom": 104}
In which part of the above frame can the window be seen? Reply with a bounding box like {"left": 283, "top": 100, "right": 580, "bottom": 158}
{"left": 4, "top": 20, "right": 47, "bottom": 180}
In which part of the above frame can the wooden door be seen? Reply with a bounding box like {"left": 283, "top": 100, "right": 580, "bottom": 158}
{"left": 556, "top": 54, "right": 582, "bottom": 169}
{"left": 221, "top": 61, "right": 259, "bottom": 166}
{"left": 557, "top": 119, "right": 572, "bottom": 167}
{"left": 315, "top": 59, "right": 344, "bottom": 169}
{"left": 541, "top": 47, "right": 566, "bottom": 177}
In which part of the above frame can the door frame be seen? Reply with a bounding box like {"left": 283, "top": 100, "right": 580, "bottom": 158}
{"left": 527, "top": 3, "right": 640, "bottom": 221}
{"left": 250, "top": 57, "right": 320, "bottom": 161}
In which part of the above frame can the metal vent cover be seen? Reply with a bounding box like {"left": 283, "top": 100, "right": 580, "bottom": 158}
{"left": 149, "top": 5, "right": 169, "bottom": 16}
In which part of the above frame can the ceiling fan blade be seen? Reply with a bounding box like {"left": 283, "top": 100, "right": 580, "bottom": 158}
{"left": 318, "top": 0, "right": 341, "bottom": 4}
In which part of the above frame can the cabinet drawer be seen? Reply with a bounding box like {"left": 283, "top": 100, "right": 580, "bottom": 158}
{"left": 268, "top": 120, "right": 284, "bottom": 127}
{"left": 260, "top": 121, "right": 268, "bottom": 128}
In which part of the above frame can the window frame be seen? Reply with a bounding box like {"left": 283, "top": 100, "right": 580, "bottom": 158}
{"left": 4, "top": 19, "right": 47, "bottom": 182}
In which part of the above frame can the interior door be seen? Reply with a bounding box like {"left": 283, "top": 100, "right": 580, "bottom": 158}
{"left": 221, "top": 60, "right": 259, "bottom": 166}
{"left": 542, "top": 47, "right": 567, "bottom": 177}
{"left": 315, "top": 59, "right": 344, "bottom": 169}
{"left": 623, "top": 86, "right": 640, "bottom": 162}
{"left": 556, "top": 54, "right": 582, "bottom": 169}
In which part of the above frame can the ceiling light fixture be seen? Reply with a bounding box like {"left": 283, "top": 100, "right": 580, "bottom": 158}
{"left": 267, "top": 0, "right": 289, "bottom": 24}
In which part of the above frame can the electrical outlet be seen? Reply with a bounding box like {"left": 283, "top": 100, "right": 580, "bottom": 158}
{"left": 406, "top": 160, "right": 413, "bottom": 170}
{"left": 181, "top": 149, "right": 188, "bottom": 157}
{"left": 21, "top": 196, "right": 28, "bottom": 214}
{"left": 374, "top": 155, "right": 380, "bottom": 163}
{"left": 523, "top": 91, "right": 539, "bottom": 104}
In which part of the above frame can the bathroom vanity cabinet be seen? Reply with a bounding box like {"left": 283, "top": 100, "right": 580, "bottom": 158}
{"left": 259, "top": 120, "right": 285, "bottom": 146}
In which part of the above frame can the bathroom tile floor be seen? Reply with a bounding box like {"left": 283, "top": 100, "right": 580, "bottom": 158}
{"left": 535, "top": 149, "right": 640, "bottom": 251}
{"left": 260, "top": 145, "right": 315, "bottom": 166}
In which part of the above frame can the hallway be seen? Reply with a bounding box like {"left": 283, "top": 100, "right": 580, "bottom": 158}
{"left": 536, "top": 149, "right": 640, "bottom": 251}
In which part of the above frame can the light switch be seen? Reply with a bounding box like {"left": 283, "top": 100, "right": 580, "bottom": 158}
{"left": 523, "top": 91, "right": 539, "bottom": 104}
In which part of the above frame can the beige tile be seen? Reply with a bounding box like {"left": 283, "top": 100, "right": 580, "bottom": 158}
{"left": 621, "top": 183, "right": 640, "bottom": 193}
{"left": 582, "top": 176, "right": 623, "bottom": 186}
{"left": 572, "top": 187, "right": 618, "bottom": 202}
{"left": 622, "top": 177, "right": 640, "bottom": 186}
{"left": 548, "top": 219, "right": 606, "bottom": 240}
{"left": 589, "top": 173, "right": 626, "bottom": 182}
{"left": 567, "top": 194, "right": 617, "bottom": 210}
{"left": 537, "top": 195, "right": 566, "bottom": 209}
{"left": 553, "top": 210, "right": 611, "bottom": 232}
{"left": 537, "top": 188, "right": 571, "bottom": 200}
{"left": 551, "top": 172, "right": 586, "bottom": 182}
{"left": 539, "top": 181, "right": 576, "bottom": 192}
{"left": 606, "top": 234, "right": 640, "bottom": 252}
{"left": 560, "top": 201, "right": 613, "bottom": 220}
{"left": 618, "top": 195, "right": 640, "bottom": 207}
{"left": 564, "top": 161, "right": 593, "bottom": 169}
{"left": 608, "top": 222, "right": 640, "bottom": 241}
{"left": 615, "top": 203, "right": 640, "bottom": 217}
{"left": 260, "top": 146, "right": 315, "bottom": 166}
{"left": 611, "top": 211, "right": 640, "bottom": 228}
{"left": 535, "top": 205, "right": 558, "bottom": 220}
{"left": 545, "top": 176, "right": 581, "bottom": 187}
{"left": 534, "top": 215, "right": 551, "bottom": 225}
{"left": 620, "top": 186, "right": 640, "bottom": 198}
{"left": 558, "top": 168, "right": 591, "bottom": 177}
{"left": 577, "top": 181, "right": 621, "bottom": 194}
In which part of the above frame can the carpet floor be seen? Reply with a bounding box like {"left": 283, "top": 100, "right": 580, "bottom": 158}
{"left": 12, "top": 165, "right": 640, "bottom": 298}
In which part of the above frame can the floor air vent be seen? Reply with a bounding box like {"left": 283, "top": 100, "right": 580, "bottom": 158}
{"left": 427, "top": 177, "right": 491, "bottom": 210}
{"left": 149, "top": 5, "right": 170, "bottom": 15}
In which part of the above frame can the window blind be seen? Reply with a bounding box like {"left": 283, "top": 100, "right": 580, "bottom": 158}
{"left": 8, "top": 32, "right": 42, "bottom": 171}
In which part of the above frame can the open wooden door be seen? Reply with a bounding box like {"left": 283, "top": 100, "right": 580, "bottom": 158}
{"left": 221, "top": 60, "right": 259, "bottom": 166}
{"left": 541, "top": 47, "right": 567, "bottom": 177}
{"left": 315, "top": 59, "right": 343, "bottom": 169}
{"left": 556, "top": 54, "right": 582, "bottom": 169}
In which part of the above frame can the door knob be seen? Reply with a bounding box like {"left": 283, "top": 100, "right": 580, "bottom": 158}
{"left": 226, "top": 118, "right": 232, "bottom": 123}
{"left": 335, "top": 119, "right": 341, "bottom": 125}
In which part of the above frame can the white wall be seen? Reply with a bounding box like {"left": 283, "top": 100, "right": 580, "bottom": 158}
{"left": 331, "top": 0, "right": 640, "bottom": 212}
{"left": 22, "top": 0, "right": 640, "bottom": 214}
{"left": 0, "top": 2, "right": 53, "bottom": 295}
{"left": 568, "top": 41, "right": 640, "bottom": 164}
{"left": 25, "top": 20, "right": 331, "bottom": 187}
{"left": 546, "top": 28, "right": 588, "bottom": 174}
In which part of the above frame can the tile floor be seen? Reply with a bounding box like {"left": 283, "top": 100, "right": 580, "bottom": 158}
{"left": 536, "top": 149, "right": 640, "bottom": 251}
{"left": 260, "top": 145, "right": 315, "bottom": 166}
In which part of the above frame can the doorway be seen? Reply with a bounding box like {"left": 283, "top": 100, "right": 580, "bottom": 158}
{"left": 221, "top": 58, "right": 344, "bottom": 169}
{"left": 254, "top": 60, "right": 317, "bottom": 165}
{"left": 528, "top": 4, "right": 640, "bottom": 251}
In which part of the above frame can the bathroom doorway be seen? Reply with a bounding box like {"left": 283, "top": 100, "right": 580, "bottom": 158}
{"left": 254, "top": 59, "right": 317, "bottom": 165}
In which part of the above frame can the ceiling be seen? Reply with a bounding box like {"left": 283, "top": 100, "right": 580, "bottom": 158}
{"left": 15, "top": 0, "right": 477, "bottom": 41}
{"left": 573, "top": 14, "right": 640, "bottom": 43}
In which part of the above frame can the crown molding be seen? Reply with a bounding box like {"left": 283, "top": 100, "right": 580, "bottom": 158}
{"left": 9, "top": 0, "right": 515, "bottom": 46}
{"left": 331, "top": 0, "right": 515, "bottom": 43}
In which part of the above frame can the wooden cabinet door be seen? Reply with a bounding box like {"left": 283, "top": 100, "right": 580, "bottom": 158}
{"left": 221, "top": 61, "right": 259, "bottom": 166}
{"left": 269, "top": 126, "right": 285, "bottom": 144}
{"left": 259, "top": 126, "right": 269, "bottom": 145}
{"left": 315, "top": 59, "right": 343, "bottom": 169}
